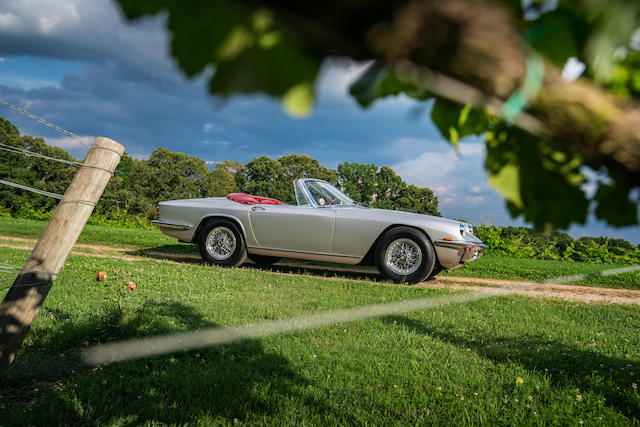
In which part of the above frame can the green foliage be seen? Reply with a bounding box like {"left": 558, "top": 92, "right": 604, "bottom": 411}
{"left": 593, "top": 171, "right": 639, "bottom": 226}
{"left": 118, "top": 0, "right": 320, "bottom": 116}
{"left": 114, "top": 0, "right": 640, "bottom": 231}
{"left": 394, "top": 185, "right": 440, "bottom": 216}
{"left": 475, "top": 224, "right": 640, "bottom": 264}
{"left": 337, "top": 161, "right": 378, "bottom": 203}
{"left": 349, "top": 63, "right": 430, "bottom": 108}
{"left": 430, "top": 99, "right": 490, "bottom": 148}
{"left": 485, "top": 125, "right": 589, "bottom": 229}
{"left": 372, "top": 166, "right": 406, "bottom": 210}
{"left": 1, "top": 118, "right": 441, "bottom": 224}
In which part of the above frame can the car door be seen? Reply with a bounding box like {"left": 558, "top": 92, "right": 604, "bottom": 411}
{"left": 248, "top": 205, "right": 336, "bottom": 253}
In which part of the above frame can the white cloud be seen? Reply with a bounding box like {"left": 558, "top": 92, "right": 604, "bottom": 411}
{"left": 131, "top": 152, "right": 150, "bottom": 160}
{"left": 315, "top": 58, "right": 372, "bottom": 102}
{"left": 391, "top": 142, "right": 484, "bottom": 189}
{"left": 200, "top": 140, "right": 231, "bottom": 148}
{"left": 203, "top": 122, "right": 225, "bottom": 133}
{"left": 391, "top": 141, "right": 496, "bottom": 220}
{"left": 0, "top": 12, "right": 21, "bottom": 31}
{"left": 0, "top": 0, "right": 176, "bottom": 80}
{"left": 44, "top": 134, "right": 93, "bottom": 150}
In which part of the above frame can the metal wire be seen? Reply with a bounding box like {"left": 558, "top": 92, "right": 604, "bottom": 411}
{"left": 0, "top": 141, "right": 84, "bottom": 167}
{"left": 0, "top": 280, "right": 54, "bottom": 291}
{"left": 0, "top": 141, "right": 116, "bottom": 173}
{"left": 0, "top": 179, "right": 63, "bottom": 199}
{"left": 0, "top": 98, "right": 91, "bottom": 149}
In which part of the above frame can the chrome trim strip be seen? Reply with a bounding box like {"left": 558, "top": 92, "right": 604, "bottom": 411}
{"left": 151, "top": 220, "right": 193, "bottom": 230}
{"left": 434, "top": 240, "right": 488, "bottom": 250}
{"left": 246, "top": 245, "right": 360, "bottom": 259}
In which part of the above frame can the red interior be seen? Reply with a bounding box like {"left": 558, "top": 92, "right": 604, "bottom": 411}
{"left": 226, "top": 193, "right": 286, "bottom": 205}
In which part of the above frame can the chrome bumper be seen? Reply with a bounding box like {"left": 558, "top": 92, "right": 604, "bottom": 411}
{"left": 434, "top": 239, "right": 487, "bottom": 264}
{"left": 151, "top": 220, "right": 193, "bottom": 230}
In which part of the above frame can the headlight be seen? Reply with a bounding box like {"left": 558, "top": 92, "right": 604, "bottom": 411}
{"left": 459, "top": 223, "right": 465, "bottom": 235}
{"left": 468, "top": 224, "right": 473, "bottom": 234}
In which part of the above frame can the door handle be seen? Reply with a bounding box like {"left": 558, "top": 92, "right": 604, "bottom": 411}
{"left": 251, "top": 206, "right": 266, "bottom": 211}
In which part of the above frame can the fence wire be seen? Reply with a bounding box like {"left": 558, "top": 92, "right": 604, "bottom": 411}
{"left": 0, "top": 98, "right": 91, "bottom": 149}
{"left": 83, "top": 264, "right": 639, "bottom": 365}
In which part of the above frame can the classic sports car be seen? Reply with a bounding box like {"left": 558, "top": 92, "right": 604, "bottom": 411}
{"left": 152, "top": 178, "right": 486, "bottom": 283}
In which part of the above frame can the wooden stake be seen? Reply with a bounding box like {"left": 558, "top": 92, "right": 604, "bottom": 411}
{"left": 0, "top": 137, "right": 124, "bottom": 379}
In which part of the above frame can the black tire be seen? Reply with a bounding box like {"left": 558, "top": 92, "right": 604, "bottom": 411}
{"left": 198, "top": 219, "right": 247, "bottom": 267}
{"left": 375, "top": 227, "right": 436, "bottom": 284}
{"left": 427, "top": 265, "right": 443, "bottom": 280}
{"left": 248, "top": 255, "right": 281, "bottom": 265}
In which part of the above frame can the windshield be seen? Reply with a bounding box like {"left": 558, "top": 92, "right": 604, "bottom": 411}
{"left": 304, "top": 180, "right": 356, "bottom": 206}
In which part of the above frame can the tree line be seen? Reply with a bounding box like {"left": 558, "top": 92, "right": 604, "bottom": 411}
{"left": 0, "top": 117, "right": 440, "bottom": 223}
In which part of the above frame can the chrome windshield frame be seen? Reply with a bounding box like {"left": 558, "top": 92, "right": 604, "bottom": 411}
{"left": 296, "top": 178, "right": 356, "bottom": 208}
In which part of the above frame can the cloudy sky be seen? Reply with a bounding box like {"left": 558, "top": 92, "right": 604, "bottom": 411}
{"left": 0, "top": 0, "right": 638, "bottom": 243}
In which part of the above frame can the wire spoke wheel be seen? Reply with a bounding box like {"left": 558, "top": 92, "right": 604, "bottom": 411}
{"left": 205, "top": 226, "right": 237, "bottom": 260}
{"left": 384, "top": 238, "right": 423, "bottom": 276}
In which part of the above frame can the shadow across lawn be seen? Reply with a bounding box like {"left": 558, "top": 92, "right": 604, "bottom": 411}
{"left": 128, "top": 245, "right": 386, "bottom": 282}
{"left": 384, "top": 315, "right": 640, "bottom": 419}
{"left": 1, "top": 301, "right": 324, "bottom": 425}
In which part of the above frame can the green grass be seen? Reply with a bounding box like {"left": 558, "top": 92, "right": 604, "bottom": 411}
{"left": 0, "top": 217, "right": 190, "bottom": 252}
{"left": 1, "top": 245, "right": 640, "bottom": 425}
{"left": 1, "top": 217, "right": 638, "bottom": 289}
{"left": 442, "top": 256, "right": 640, "bottom": 290}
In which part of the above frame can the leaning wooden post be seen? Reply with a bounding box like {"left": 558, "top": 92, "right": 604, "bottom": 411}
{"left": 0, "top": 137, "right": 124, "bottom": 379}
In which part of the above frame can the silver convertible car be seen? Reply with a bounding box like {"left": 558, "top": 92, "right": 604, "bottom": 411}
{"left": 152, "top": 178, "right": 486, "bottom": 283}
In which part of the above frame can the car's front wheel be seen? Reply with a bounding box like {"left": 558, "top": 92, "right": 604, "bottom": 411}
{"left": 375, "top": 227, "right": 435, "bottom": 284}
{"left": 198, "top": 219, "right": 247, "bottom": 267}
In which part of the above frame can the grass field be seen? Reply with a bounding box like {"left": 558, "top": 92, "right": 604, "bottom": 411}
{"left": 1, "top": 217, "right": 638, "bottom": 289}
{"left": 0, "top": 218, "right": 640, "bottom": 424}
{"left": 439, "top": 256, "right": 640, "bottom": 290}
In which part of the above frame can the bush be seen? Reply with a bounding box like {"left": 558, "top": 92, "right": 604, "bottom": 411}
{"left": 475, "top": 224, "right": 640, "bottom": 264}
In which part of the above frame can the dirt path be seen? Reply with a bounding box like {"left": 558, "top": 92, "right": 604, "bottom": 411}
{"left": 1, "top": 235, "right": 639, "bottom": 305}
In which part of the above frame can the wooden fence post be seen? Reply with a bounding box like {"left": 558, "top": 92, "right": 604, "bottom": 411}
{"left": 0, "top": 137, "right": 124, "bottom": 379}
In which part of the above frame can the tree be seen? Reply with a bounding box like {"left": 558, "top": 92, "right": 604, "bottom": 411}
{"left": 216, "top": 160, "right": 247, "bottom": 191}
{"left": 245, "top": 155, "right": 282, "bottom": 198}
{"left": 207, "top": 168, "right": 238, "bottom": 197}
{"left": 0, "top": 118, "right": 34, "bottom": 212}
{"left": 116, "top": 0, "right": 640, "bottom": 229}
{"left": 374, "top": 166, "right": 406, "bottom": 210}
{"left": 337, "top": 162, "right": 378, "bottom": 203}
{"left": 277, "top": 154, "right": 338, "bottom": 202}
{"left": 396, "top": 185, "right": 440, "bottom": 216}
{"left": 0, "top": 118, "right": 76, "bottom": 214}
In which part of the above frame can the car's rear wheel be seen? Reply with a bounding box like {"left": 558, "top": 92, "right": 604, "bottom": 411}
{"left": 248, "top": 254, "right": 281, "bottom": 265}
{"left": 198, "top": 219, "right": 247, "bottom": 267}
{"left": 375, "top": 227, "right": 435, "bottom": 284}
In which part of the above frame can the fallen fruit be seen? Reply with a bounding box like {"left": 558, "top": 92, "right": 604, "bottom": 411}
{"left": 127, "top": 281, "right": 137, "bottom": 292}
{"left": 96, "top": 271, "right": 107, "bottom": 282}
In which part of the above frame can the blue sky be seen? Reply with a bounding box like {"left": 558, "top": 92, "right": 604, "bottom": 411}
{"left": 0, "top": 0, "right": 638, "bottom": 243}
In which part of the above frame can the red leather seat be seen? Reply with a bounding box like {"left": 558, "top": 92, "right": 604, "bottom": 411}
{"left": 226, "top": 193, "right": 286, "bottom": 205}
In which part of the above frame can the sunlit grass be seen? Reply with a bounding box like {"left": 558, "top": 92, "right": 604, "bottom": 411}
{"left": 442, "top": 256, "right": 640, "bottom": 290}
{"left": 0, "top": 217, "right": 638, "bottom": 290}
{"left": 0, "top": 245, "right": 639, "bottom": 425}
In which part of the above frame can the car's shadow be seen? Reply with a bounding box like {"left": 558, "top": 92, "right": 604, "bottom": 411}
{"left": 126, "top": 245, "right": 387, "bottom": 282}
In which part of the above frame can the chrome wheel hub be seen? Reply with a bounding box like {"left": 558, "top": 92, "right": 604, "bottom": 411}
{"left": 205, "top": 226, "right": 236, "bottom": 260}
{"left": 384, "top": 238, "right": 422, "bottom": 276}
